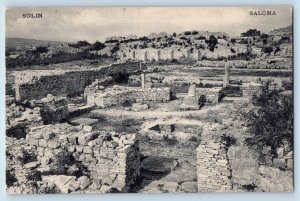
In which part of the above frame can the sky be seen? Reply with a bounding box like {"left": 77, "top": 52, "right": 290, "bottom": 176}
{"left": 5, "top": 7, "right": 293, "bottom": 43}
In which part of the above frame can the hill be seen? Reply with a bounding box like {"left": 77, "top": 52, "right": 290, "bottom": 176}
{"left": 6, "top": 38, "right": 69, "bottom": 50}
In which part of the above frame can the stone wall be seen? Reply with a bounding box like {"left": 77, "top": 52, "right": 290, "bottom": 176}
{"left": 120, "top": 48, "right": 202, "bottom": 62}
{"left": 241, "top": 82, "right": 262, "bottom": 100}
{"left": 14, "top": 62, "right": 146, "bottom": 101}
{"left": 196, "top": 87, "right": 222, "bottom": 104}
{"left": 86, "top": 86, "right": 171, "bottom": 108}
{"left": 197, "top": 138, "right": 233, "bottom": 192}
{"left": 25, "top": 123, "right": 140, "bottom": 193}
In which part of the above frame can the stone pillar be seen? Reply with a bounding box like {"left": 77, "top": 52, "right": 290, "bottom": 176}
{"left": 15, "top": 84, "right": 21, "bottom": 101}
{"left": 188, "top": 84, "right": 196, "bottom": 97}
{"left": 141, "top": 73, "right": 145, "bottom": 89}
{"left": 223, "top": 62, "right": 230, "bottom": 88}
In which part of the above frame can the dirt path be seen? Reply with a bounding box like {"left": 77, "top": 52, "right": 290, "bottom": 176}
{"left": 91, "top": 102, "right": 228, "bottom": 119}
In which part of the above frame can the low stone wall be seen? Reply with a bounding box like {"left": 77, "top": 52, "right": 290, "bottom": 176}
{"left": 241, "top": 82, "right": 262, "bottom": 100}
{"left": 197, "top": 138, "right": 233, "bottom": 192}
{"left": 25, "top": 123, "right": 140, "bottom": 193}
{"left": 14, "top": 62, "right": 146, "bottom": 101}
{"left": 86, "top": 86, "right": 171, "bottom": 108}
{"left": 195, "top": 59, "right": 292, "bottom": 70}
{"left": 196, "top": 87, "right": 222, "bottom": 104}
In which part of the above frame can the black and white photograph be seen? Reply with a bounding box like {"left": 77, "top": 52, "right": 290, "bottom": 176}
{"left": 5, "top": 7, "right": 293, "bottom": 194}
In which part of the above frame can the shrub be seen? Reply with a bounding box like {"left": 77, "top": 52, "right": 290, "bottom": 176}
{"left": 89, "top": 41, "right": 106, "bottom": 50}
{"left": 243, "top": 80, "right": 293, "bottom": 156}
{"left": 6, "top": 169, "right": 17, "bottom": 187}
{"left": 220, "top": 134, "right": 237, "bottom": 148}
{"left": 262, "top": 46, "right": 273, "bottom": 54}
{"left": 68, "top": 40, "right": 91, "bottom": 48}
{"left": 207, "top": 35, "right": 218, "bottom": 52}
{"left": 16, "top": 148, "right": 37, "bottom": 165}
{"left": 241, "top": 29, "right": 261, "bottom": 37}
{"left": 281, "top": 80, "right": 293, "bottom": 90}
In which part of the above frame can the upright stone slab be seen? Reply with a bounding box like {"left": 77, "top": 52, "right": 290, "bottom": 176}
{"left": 188, "top": 84, "right": 196, "bottom": 97}
{"left": 180, "top": 84, "right": 199, "bottom": 110}
{"left": 223, "top": 62, "right": 230, "bottom": 88}
{"left": 141, "top": 73, "right": 146, "bottom": 89}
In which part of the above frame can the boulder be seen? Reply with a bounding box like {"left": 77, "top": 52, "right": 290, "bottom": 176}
{"left": 131, "top": 103, "right": 149, "bottom": 112}
{"left": 276, "top": 147, "right": 284, "bottom": 158}
{"left": 23, "top": 161, "right": 40, "bottom": 169}
{"left": 78, "top": 176, "right": 91, "bottom": 190}
{"left": 42, "top": 175, "right": 77, "bottom": 194}
{"left": 272, "top": 158, "right": 286, "bottom": 169}
{"left": 180, "top": 181, "right": 198, "bottom": 192}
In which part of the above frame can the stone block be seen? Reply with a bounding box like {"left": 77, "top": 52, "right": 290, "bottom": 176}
{"left": 38, "top": 139, "right": 48, "bottom": 147}
{"left": 77, "top": 176, "right": 91, "bottom": 190}
{"left": 276, "top": 147, "right": 284, "bottom": 158}
{"left": 42, "top": 132, "right": 56, "bottom": 140}
{"left": 83, "top": 125, "right": 93, "bottom": 132}
{"left": 47, "top": 140, "right": 60, "bottom": 149}
{"left": 286, "top": 159, "right": 293, "bottom": 170}
{"left": 273, "top": 158, "right": 286, "bottom": 169}
{"left": 83, "top": 146, "right": 93, "bottom": 154}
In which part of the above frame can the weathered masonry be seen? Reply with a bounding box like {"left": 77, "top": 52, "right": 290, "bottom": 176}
{"left": 197, "top": 138, "right": 233, "bottom": 192}
{"left": 26, "top": 123, "right": 140, "bottom": 193}
{"left": 14, "top": 62, "right": 147, "bottom": 101}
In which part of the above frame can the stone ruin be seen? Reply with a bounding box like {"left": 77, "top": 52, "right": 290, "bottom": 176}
{"left": 180, "top": 84, "right": 222, "bottom": 110}
{"left": 180, "top": 84, "right": 200, "bottom": 110}
{"left": 85, "top": 72, "right": 171, "bottom": 109}
{"left": 22, "top": 123, "right": 140, "bottom": 193}
{"left": 34, "top": 94, "right": 69, "bottom": 124}
{"left": 197, "top": 138, "right": 233, "bottom": 192}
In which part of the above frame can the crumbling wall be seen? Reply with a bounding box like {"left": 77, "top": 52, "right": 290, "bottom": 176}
{"left": 86, "top": 86, "right": 171, "bottom": 108}
{"left": 197, "top": 138, "right": 233, "bottom": 192}
{"left": 160, "top": 48, "right": 174, "bottom": 60}
{"left": 34, "top": 94, "right": 69, "bottom": 124}
{"left": 241, "top": 82, "right": 262, "bottom": 100}
{"left": 26, "top": 123, "right": 140, "bottom": 193}
{"left": 147, "top": 48, "right": 160, "bottom": 61}
{"left": 196, "top": 87, "right": 222, "bottom": 104}
{"left": 14, "top": 62, "right": 146, "bottom": 101}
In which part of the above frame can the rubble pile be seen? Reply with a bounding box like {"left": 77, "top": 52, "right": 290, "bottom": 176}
{"left": 24, "top": 123, "right": 140, "bottom": 193}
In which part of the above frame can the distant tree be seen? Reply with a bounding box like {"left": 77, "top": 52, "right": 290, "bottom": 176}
{"left": 184, "top": 31, "right": 192, "bottom": 35}
{"left": 69, "top": 40, "right": 91, "bottom": 48}
{"left": 90, "top": 41, "right": 106, "bottom": 50}
{"left": 5, "top": 50, "right": 11, "bottom": 57}
{"left": 231, "top": 38, "right": 236, "bottom": 45}
{"left": 274, "top": 46, "right": 281, "bottom": 55}
{"left": 207, "top": 35, "right": 218, "bottom": 52}
{"left": 172, "top": 32, "right": 177, "bottom": 37}
{"left": 241, "top": 29, "right": 261, "bottom": 37}
{"left": 262, "top": 46, "right": 273, "bottom": 55}
{"left": 192, "top": 31, "right": 199, "bottom": 35}
{"left": 35, "top": 46, "right": 48, "bottom": 53}
{"left": 195, "top": 36, "right": 207, "bottom": 40}
{"left": 261, "top": 33, "right": 269, "bottom": 45}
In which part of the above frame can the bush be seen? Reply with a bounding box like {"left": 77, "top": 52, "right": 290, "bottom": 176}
{"left": 262, "top": 46, "right": 273, "bottom": 54}
{"left": 281, "top": 80, "right": 293, "bottom": 90}
{"left": 6, "top": 169, "right": 17, "bottom": 187}
{"left": 89, "top": 41, "right": 106, "bottom": 51}
{"left": 16, "top": 148, "right": 37, "bottom": 165}
{"left": 220, "top": 134, "right": 237, "bottom": 148}
{"left": 207, "top": 35, "right": 218, "bottom": 52}
{"left": 241, "top": 29, "right": 261, "bottom": 37}
{"left": 244, "top": 80, "right": 293, "bottom": 156}
{"left": 69, "top": 40, "right": 91, "bottom": 48}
